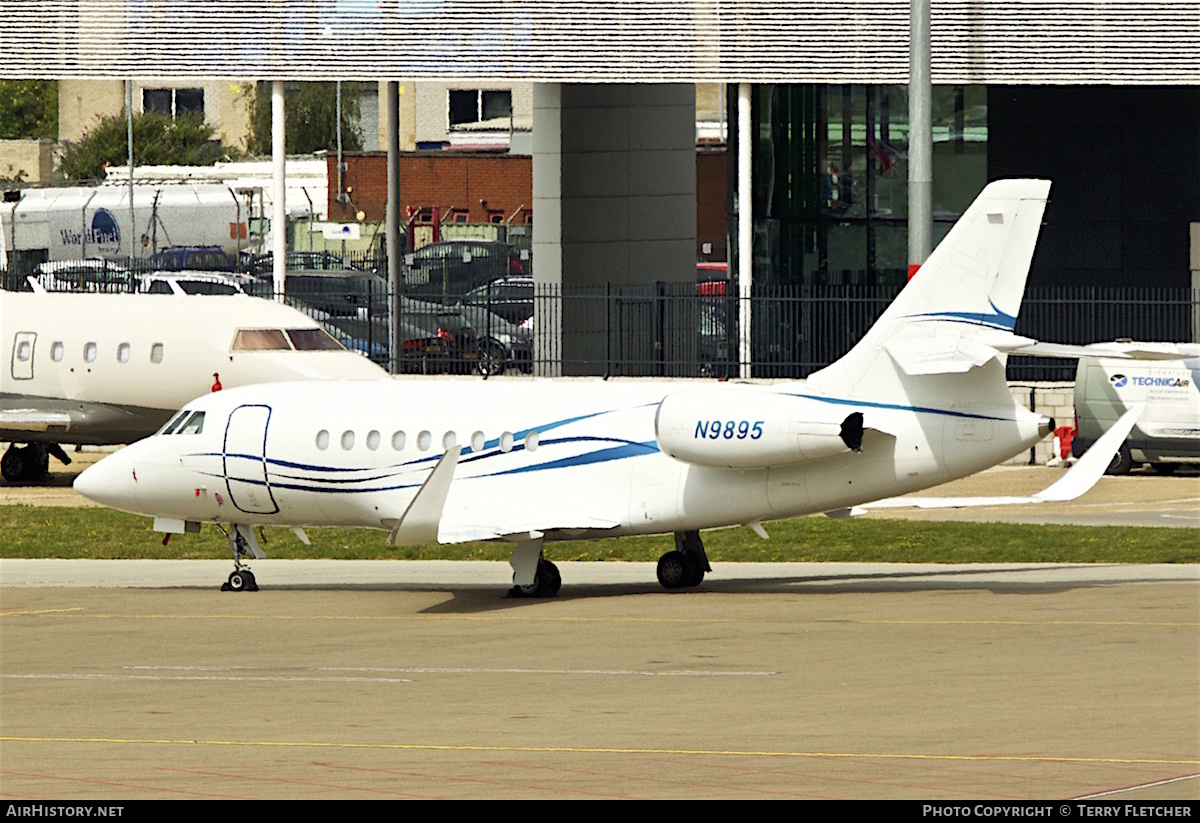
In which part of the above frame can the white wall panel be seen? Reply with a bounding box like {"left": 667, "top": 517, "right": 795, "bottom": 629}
{"left": 2, "top": 1, "right": 1197, "bottom": 83}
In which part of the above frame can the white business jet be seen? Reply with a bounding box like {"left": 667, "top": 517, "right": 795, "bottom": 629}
{"left": 1, "top": 291, "right": 387, "bottom": 482}
{"left": 74, "top": 180, "right": 1150, "bottom": 595}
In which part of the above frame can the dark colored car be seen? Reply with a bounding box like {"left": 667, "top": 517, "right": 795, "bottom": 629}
{"left": 243, "top": 250, "right": 367, "bottom": 275}
{"left": 258, "top": 270, "right": 387, "bottom": 319}
{"left": 404, "top": 240, "right": 525, "bottom": 300}
{"left": 148, "top": 246, "right": 237, "bottom": 272}
{"left": 461, "top": 276, "right": 533, "bottom": 325}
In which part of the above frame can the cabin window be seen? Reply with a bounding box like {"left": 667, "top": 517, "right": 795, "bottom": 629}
{"left": 117, "top": 343, "right": 131, "bottom": 363}
{"left": 316, "top": 430, "right": 330, "bottom": 450}
{"left": 84, "top": 342, "right": 97, "bottom": 362}
{"left": 232, "top": 329, "right": 290, "bottom": 351}
{"left": 177, "top": 411, "right": 205, "bottom": 435}
{"left": 499, "top": 431, "right": 514, "bottom": 452}
{"left": 16, "top": 341, "right": 31, "bottom": 361}
{"left": 442, "top": 431, "right": 457, "bottom": 450}
{"left": 286, "top": 328, "right": 344, "bottom": 351}
{"left": 51, "top": 341, "right": 63, "bottom": 362}
{"left": 341, "top": 430, "right": 355, "bottom": 450}
{"left": 471, "top": 431, "right": 485, "bottom": 453}
{"left": 366, "top": 430, "right": 381, "bottom": 450}
{"left": 417, "top": 430, "right": 432, "bottom": 451}
{"left": 156, "top": 410, "right": 188, "bottom": 435}
{"left": 391, "top": 431, "right": 406, "bottom": 450}
{"left": 524, "top": 431, "right": 539, "bottom": 452}
{"left": 150, "top": 343, "right": 164, "bottom": 364}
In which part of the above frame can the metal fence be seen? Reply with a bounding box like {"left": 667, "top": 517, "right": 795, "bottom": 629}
{"left": 3, "top": 266, "right": 1195, "bottom": 381}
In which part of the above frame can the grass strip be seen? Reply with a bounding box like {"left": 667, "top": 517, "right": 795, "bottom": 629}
{"left": 2, "top": 505, "right": 1196, "bottom": 565}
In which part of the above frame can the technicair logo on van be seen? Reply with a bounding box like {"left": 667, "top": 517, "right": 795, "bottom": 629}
{"left": 1110, "top": 374, "right": 1191, "bottom": 389}
{"left": 57, "top": 209, "right": 121, "bottom": 255}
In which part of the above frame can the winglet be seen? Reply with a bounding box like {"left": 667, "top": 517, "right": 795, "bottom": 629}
{"left": 387, "top": 446, "right": 461, "bottom": 546}
{"left": 1032, "top": 403, "right": 1144, "bottom": 502}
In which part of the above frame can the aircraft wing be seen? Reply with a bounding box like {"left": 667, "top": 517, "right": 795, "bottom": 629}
{"left": 840, "top": 403, "right": 1143, "bottom": 514}
{"left": 385, "top": 445, "right": 621, "bottom": 546}
{"left": 0, "top": 408, "right": 72, "bottom": 433}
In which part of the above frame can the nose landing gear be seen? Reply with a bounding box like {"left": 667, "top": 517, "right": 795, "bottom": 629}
{"left": 217, "top": 524, "right": 263, "bottom": 592}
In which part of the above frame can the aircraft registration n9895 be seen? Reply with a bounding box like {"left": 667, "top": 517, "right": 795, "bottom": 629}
{"left": 72, "top": 180, "right": 1156, "bottom": 597}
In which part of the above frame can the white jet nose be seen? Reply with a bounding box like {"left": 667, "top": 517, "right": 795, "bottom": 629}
{"left": 74, "top": 450, "right": 140, "bottom": 512}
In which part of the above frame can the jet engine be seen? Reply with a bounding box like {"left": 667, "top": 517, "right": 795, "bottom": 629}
{"left": 655, "top": 388, "right": 864, "bottom": 469}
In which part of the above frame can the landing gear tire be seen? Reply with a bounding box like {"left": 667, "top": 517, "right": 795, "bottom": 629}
{"left": 1, "top": 444, "right": 49, "bottom": 483}
{"left": 657, "top": 551, "right": 695, "bottom": 590}
{"left": 509, "top": 558, "right": 561, "bottom": 598}
{"left": 1105, "top": 442, "right": 1134, "bottom": 476}
{"left": 222, "top": 569, "right": 258, "bottom": 592}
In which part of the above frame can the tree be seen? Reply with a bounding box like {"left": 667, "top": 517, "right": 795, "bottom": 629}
{"left": 59, "top": 111, "right": 232, "bottom": 181}
{"left": 245, "top": 81, "right": 363, "bottom": 156}
{"left": 0, "top": 80, "right": 59, "bottom": 139}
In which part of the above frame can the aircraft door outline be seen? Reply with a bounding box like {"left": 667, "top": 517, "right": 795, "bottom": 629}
{"left": 223, "top": 404, "right": 279, "bottom": 515}
{"left": 11, "top": 332, "right": 36, "bottom": 380}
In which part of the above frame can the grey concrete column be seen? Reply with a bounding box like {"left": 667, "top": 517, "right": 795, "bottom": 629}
{"left": 532, "top": 83, "right": 563, "bottom": 377}
{"left": 272, "top": 80, "right": 286, "bottom": 298}
{"left": 533, "top": 83, "right": 696, "bottom": 376}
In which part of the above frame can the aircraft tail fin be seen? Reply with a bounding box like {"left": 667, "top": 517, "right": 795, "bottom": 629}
{"left": 808, "top": 179, "right": 1051, "bottom": 398}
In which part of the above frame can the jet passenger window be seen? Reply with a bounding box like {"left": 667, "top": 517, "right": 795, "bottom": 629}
{"left": 150, "top": 343, "right": 164, "bottom": 364}
{"left": 232, "top": 329, "right": 291, "bottom": 351}
{"left": 177, "top": 411, "right": 206, "bottom": 435}
{"left": 286, "top": 328, "right": 345, "bottom": 351}
{"left": 51, "top": 342, "right": 64, "bottom": 362}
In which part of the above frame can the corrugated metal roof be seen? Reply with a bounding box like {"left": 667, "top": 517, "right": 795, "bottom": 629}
{"left": 2, "top": 1, "right": 1197, "bottom": 83}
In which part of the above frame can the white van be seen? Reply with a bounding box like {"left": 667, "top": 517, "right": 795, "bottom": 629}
{"left": 1072, "top": 348, "right": 1200, "bottom": 474}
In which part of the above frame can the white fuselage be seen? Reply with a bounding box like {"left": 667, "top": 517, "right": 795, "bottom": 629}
{"left": 75, "top": 375, "right": 1049, "bottom": 541}
{"left": 1, "top": 291, "right": 387, "bottom": 445}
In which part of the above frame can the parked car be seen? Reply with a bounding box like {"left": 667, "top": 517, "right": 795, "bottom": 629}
{"left": 404, "top": 240, "right": 525, "bottom": 300}
{"left": 138, "top": 272, "right": 252, "bottom": 296}
{"left": 455, "top": 302, "right": 533, "bottom": 375}
{"left": 148, "top": 246, "right": 237, "bottom": 272}
{"left": 32, "top": 258, "right": 132, "bottom": 292}
{"left": 1072, "top": 345, "right": 1200, "bottom": 474}
{"left": 259, "top": 270, "right": 388, "bottom": 319}
{"left": 243, "top": 250, "right": 367, "bottom": 275}
{"left": 460, "top": 276, "right": 534, "bottom": 325}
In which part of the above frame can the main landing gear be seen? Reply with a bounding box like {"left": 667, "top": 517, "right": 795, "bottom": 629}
{"left": 507, "top": 535, "right": 561, "bottom": 598}
{"left": 1, "top": 442, "right": 71, "bottom": 483}
{"left": 656, "top": 530, "right": 711, "bottom": 590}
{"left": 218, "top": 524, "right": 261, "bottom": 592}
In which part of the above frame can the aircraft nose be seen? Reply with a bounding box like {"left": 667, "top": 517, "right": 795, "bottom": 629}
{"left": 74, "top": 450, "right": 140, "bottom": 512}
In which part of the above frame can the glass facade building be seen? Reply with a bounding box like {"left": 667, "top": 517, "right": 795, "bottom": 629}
{"left": 736, "top": 83, "right": 988, "bottom": 289}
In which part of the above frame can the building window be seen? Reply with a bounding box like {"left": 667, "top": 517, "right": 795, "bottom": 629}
{"left": 143, "top": 88, "right": 204, "bottom": 119}
{"left": 448, "top": 89, "right": 511, "bottom": 129}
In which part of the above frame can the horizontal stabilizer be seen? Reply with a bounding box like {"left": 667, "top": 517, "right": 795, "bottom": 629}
{"left": 865, "top": 404, "right": 1143, "bottom": 511}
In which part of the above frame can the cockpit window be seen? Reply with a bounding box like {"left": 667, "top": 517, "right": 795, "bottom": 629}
{"left": 158, "top": 409, "right": 190, "bottom": 435}
{"left": 286, "top": 328, "right": 345, "bottom": 351}
{"left": 232, "top": 329, "right": 290, "bottom": 351}
{"left": 177, "top": 411, "right": 206, "bottom": 435}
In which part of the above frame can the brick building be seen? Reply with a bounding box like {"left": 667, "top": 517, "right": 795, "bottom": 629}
{"left": 328, "top": 149, "right": 728, "bottom": 260}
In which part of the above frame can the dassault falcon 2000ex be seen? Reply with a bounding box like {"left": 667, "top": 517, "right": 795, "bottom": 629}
{"left": 75, "top": 180, "right": 1155, "bottom": 596}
